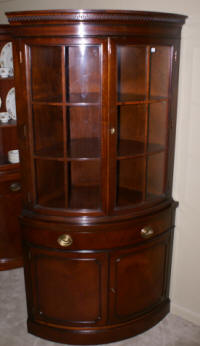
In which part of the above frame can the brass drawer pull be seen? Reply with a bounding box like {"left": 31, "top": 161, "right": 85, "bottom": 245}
{"left": 57, "top": 234, "right": 73, "bottom": 247}
{"left": 141, "top": 226, "right": 154, "bottom": 239}
{"left": 9, "top": 182, "right": 21, "bottom": 192}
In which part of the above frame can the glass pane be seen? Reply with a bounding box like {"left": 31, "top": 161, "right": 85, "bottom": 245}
{"left": 150, "top": 46, "right": 171, "bottom": 99}
{"left": 67, "top": 106, "right": 101, "bottom": 158}
{"left": 67, "top": 46, "right": 101, "bottom": 103}
{"left": 118, "top": 104, "right": 146, "bottom": 157}
{"left": 116, "top": 158, "right": 145, "bottom": 207}
{"left": 117, "top": 46, "right": 147, "bottom": 102}
{"left": 147, "top": 152, "right": 166, "bottom": 200}
{"left": 31, "top": 46, "right": 62, "bottom": 102}
{"left": 68, "top": 161, "right": 101, "bottom": 209}
{"left": 35, "top": 159, "right": 65, "bottom": 208}
{"left": 33, "top": 105, "right": 63, "bottom": 157}
{"left": 148, "top": 102, "right": 168, "bottom": 153}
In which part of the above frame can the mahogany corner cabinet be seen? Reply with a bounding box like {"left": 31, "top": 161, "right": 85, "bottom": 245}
{"left": 7, "top": 9, "right": 187, "bottom": 345}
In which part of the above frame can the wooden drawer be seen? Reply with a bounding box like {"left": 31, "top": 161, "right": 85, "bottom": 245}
{"left": 22, "top": 207, "right": 172, "bottom": 251}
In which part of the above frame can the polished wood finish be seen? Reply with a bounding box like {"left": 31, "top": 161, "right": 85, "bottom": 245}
{"left": 8, "top": 10, "right": 186, "bottom": 344}
{"left": 0, "top": 25, "right": 23, "bottom": 270}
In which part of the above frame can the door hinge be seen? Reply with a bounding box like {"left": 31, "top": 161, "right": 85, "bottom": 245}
{"left": 174, "top": 50, "right": 178, "bottom": 63}
{"left": 19, "top": 50, "right": 23, "bottom": 64}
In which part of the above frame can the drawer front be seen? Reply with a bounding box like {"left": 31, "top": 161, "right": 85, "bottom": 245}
{"left": 22, "top": 207, "right": 173, "bottom": 250}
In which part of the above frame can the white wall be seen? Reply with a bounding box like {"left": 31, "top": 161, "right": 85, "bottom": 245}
{"left": 0, "top": 0, "right": 200, "bottom": 325}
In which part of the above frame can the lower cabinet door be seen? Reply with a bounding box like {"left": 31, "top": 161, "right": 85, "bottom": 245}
{"left": 109, "top": 231, "right": 171, "bottom": 323}
{"left": 0, "top": 180, "right": 22, "bottom": 268}
{"left": 26, "top": 246, "right": 108, "bottom": 326}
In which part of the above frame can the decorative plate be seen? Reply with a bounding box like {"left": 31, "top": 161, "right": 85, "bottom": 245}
{"left": 0, "top": 42, "right": 13, "bottom": 76}
{"left": 6, "top": 87, "right": 16, "bottom": 120}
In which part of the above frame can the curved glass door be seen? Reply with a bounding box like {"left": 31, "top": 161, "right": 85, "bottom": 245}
{"left": 114, "top": 43, "right": 172, "bottom": 209}
{"left": 28, "top": 39, "right": 106, "bottom": 212}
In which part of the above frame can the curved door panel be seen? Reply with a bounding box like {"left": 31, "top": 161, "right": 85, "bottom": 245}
{"left": 27, "top": 246, "right": 108, "bottom": 326}
{"left": 109, "top": 231, "right": 171, "bottom": 322}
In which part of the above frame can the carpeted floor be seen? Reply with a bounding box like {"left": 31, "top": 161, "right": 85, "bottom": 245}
{"left": 0, "top": 268, "right": 200, "bottom": 346}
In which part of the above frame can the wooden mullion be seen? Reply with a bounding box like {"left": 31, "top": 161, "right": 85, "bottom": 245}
{"left": 143, "top": 46, "right": 151, "bottom": 201}
{"left": 108, "top": 38, "right": 118, "bottom": 214}
{"left": 100, "top": 40, "right": 109, "bottom": 214}
{"left": 164, "top": 45, "right": 175, "bottom": 195}
{"left": 61, "top": 46, "right": 68, "bottom": 209}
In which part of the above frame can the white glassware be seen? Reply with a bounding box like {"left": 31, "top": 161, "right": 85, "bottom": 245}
{"left": 0, "top": 42, "right": 13, "bottom": 76}
{"left": 0, "top": 112, "right": 11, "bottom": 123}
{"left": 6, "top": 87, "right": 16, "bottom": 120}
{"left": 8, "top": 149, "right": 20, "bottom": 164}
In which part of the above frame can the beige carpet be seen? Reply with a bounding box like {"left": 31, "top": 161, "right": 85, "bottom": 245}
{"left": 0, "top": 269, "right": 200, "bottom": 346}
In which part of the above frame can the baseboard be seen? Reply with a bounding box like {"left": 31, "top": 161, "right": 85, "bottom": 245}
{"left": 171, "top": 303, "right": 200, "bottom": 326}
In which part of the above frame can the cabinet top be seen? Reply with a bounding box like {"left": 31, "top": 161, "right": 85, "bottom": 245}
{"left": 6, "top": 9, "right": 187, "bottom": 26}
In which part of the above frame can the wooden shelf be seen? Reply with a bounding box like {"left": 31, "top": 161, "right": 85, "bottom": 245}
{"left": 0, "top": 119, "right": 17, "bottom": 128}
{"left": 34, "top": 139, "right": 165, "bottom": 161}
{"left": 32, "top": 93, "right": 101, "bottom": 106}
{"left": 34, "top": 138, "right": 101, "bottom": 160}
{"left": 116, "top": 187, "right": 165, "bottom": 207}
{"left": 117, "top": 139, "right": 165, "bottom": 159}
{"left": 0, "top": 76, "right": 14, "bottom": 81}
{"left": 117, "top": 94, "right": 168, "bottom": 105}
{"left": 0, "top": 156, "right": 20, "bottom": 171}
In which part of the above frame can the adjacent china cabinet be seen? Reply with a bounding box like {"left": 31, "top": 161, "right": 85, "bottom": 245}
{"left": 0, "top": 25, "right": 22, "bottom": 270}
{"left": 7, "top": 10, "right": 187, "bottom": 344}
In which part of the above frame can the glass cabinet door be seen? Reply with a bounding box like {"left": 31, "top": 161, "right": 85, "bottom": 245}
{"left": 27, "top": 40, "right": 106, "bottom": 213}
{"left": 114, "top": 43, "right": 172, "bottom": 210}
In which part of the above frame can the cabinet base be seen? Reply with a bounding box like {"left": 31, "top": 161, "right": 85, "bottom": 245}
{"left": 0, "top": 257, "right": 23, "bottom": 271}
{"left": 27, "top": 300, "right": 170, "bottom": 345}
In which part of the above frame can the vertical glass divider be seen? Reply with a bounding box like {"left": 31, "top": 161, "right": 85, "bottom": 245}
{"left": 143, "top": 46, "right": 151, "bottom": 201}
{"left": 61, "top": 46, "right": 68, "bottom": 208}
{"left": 26, "top": 45, "right": 37, "bottom": 204}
